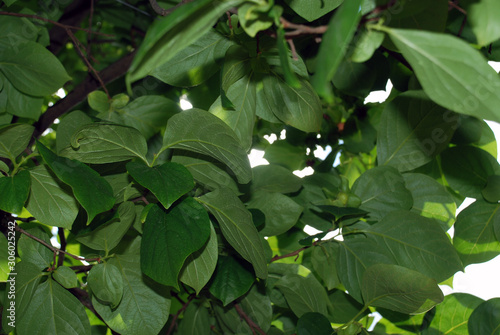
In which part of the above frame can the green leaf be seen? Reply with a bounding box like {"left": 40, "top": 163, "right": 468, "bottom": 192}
{"left": 0, "top": 40, "right": 70, "bottom": 96}
{"left": 56, "top": 110, "right": 93, "bottom": 154}
{"left": 126, "top": 161, "right": 194, "bottom": 210}
{"left": 251, "top": 164, "right": 302, "bottom": 194}
{"left": 88, "top": 91, "right": 110, "bottom": 113}
{"left": 172, "top": 153, "right": 240, "bottom": 194}
{"left": 52, "top": 266, "right": 77, "bottom": 289}
{"left": 468, "top": 298, "right": 500, "bottom": 335}
{"left": 162, "top": 108, "right": 251, "bottom": 183}
{"left": 87, "top": 262, "right": 124, "bottom": 308}
{"left": 297, "top": 312, "right": 334, "bottom": 335}
{"left": 0, "top": 123, "right": 34, "bottom": 161}
{"left": 238, "top": 3, "right": 274, "bottom": 38}
{"left": 441, "top": 146, "right": 500, "bottom": 199}
{"left": 141, "top": 199, "right": 210, "bottom": 289}
{"left": 261, "top": 74, "right": 322, "bottom": 133}
{"left": 92, "top": 243, "right": 171, "bottom": 335}
{"left": 351, "top": 29, "right": 385, "bottom": 63}
{"left": 238, "top": 283, "right": 273, "bottom": 332}
{"left": 377, "top": 91, "right": 457, "bottom": 171}
{"left": 152, "top": 29, "right": 232, "bottom": 87}
{"left": 338, "top": 211, "right": 463, "bottom": 302}
{"left": 37, "top": 141, "right": 115, "bottom": 224}
{"left": 213, "top": 302, "right": 253, "bottom": 334}
{"left": 311, "top": 242, "right": 340, "bottom": 290}
{"left": 198, "top": 188, "right": 268, "bottom": 279}
{"left": 0, "top": 234, "right": 9, "bottom": 282}
{"left": 382, "top": 0, "right": 448, "bottom": 33}
{"left": 177, "top": 303, "right": 212, "bottom": 335}
{"left": 352, "top": 166, "right": 413, "bottom": 222}
{"left": 246, "top": 190, "right": 303, "bottom": 236}
{"left": 60, "top": 123, "right": 149, "bottom": 164}
{"left": 453, "top": 200, "right": 500, "bottom": 266}
{"left": 384, "top": 28, "right": 500, "bottom": 123}
{"left": 284, "top": 0, "right": 343, "bottom": 22}
{"left": 403, "top": 173, "right": 456, "bottom": 231}
{"left": 17, "top": 278, "right": 91, "bottom": 335}
{"left": 26, "top": 165, "right": 79, "bottom": 229}
{"left": 362, "top": 264, "right": 444, "bottom": 314}
{"left": 275, "top": 274, "right": 329, "bottom": 318}
{"left": 423, "top": 293, "right": 483, "bottom": 335}
{"left": 276, "top": 27, "right": 301, "bottom": 88}
{"left": 311, "top": 0, "right": 362, "bottom": 100}
{"left": 264, "top": 140, "right": 306, "bottom": 171}
{"left": 179, "top": 222, "right": 218, "bottom": 294}
{"left": 127, "top": 0, "right": 244, "bottom": 85}
{"left": 0, "top": 169, "right": 30, "bottom": 214}
{"left": 18, "top": 227, "right": 52, "bottom": 270}
{"left": 209, "top": 255, "right": 255, "bottom": 306}
{"left": 482, "top": 175, "right": 500, "bottom": 203}
{"left": 75, "top": 201, "right": 136, "bottom": 251}
{"left": 3, "top": 78, "right": 43, "bottom": 120}
{"left": 470, "top": 0, "right": 500, "bottom": 46}
{"left": 328, "top": 289, "right": 367, "bottom": 324}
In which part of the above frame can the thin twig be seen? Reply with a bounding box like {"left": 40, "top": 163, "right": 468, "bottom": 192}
{"left": 270, "top": 246, "right": 310, "bottom": 263}
{"left": 166, "top": 295, "right": 196, "bottom": 335}
{"left": 234, "top": 303, "right": 267, "bottom": 335}
{"left": 280, "top": 17, "right": 328, "bottom": 38}
{"left": 15, "top": 224, "right": 100, "bottom": 262}
{"left": 449, "top": 0, "right": 467, "bottom": 14}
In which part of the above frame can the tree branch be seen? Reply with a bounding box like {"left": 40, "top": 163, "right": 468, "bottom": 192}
{"left": 234, "top": 303, "right": 267, "bottom": 335}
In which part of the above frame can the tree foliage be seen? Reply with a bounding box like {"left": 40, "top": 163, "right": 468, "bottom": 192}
{"left": 1, "top": 0, "right": 500, "bottom": 334}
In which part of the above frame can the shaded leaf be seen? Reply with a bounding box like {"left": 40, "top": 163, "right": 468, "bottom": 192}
{"left": 0, "top": 123, "right": 34, "bottom": 161}
{"left": 468, "top": 298, "right": 500, "bottom": 335}
{"left": 251, "top": 164, "right": 302, "bottom": 194}
{"left": 177, "top": 303, "right": 212, "bottom": 335}
{"left": 18, "top": 227, "right": 52, "bottom": 270}
{"left": 482, "top": 175, "right": 500, "bottom": 203}
{"left": 311, "top": 242, "right": 340, "bottom": 290}
{"left": 0, "top": 169, "right": 30, "bottom": 214}
{"left": 52, "top": 266, "right": 77, "bottom": 289}
{"left": 284, "top": 0, "right": 343, "bottom": 22}
{"left": 56, "top": 111, "right": 93, "bottom": 153}
{"left": 297, "top": 312, "right": 333, "bottom": 335}
{"left": 87, "top": 262, "right": 124, "bottom": 308}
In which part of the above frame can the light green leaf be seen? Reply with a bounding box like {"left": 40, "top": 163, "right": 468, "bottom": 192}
{"left": 209, "top": 255, "right": 255, "bottom": 306}
{"left": 127, "top": 0, "right": 244, "bottom": 85}
{"left": 403, "top": 173, "right": 456, "bottom": 231}
{"left": 126, "top": 161, "right": 194, "bottom": 209}
{"left": 92, "top": 243, "right": 172, "bottom": 335}
{"left": 423, "top": 293, "right": 483, "bottom": 335}
{"left": 87, "top": 262, "right": 124, "bottom": 308}
{"left": 312, "top": 242, "right": 340, "bottom": 290}
{"left": 88, "top": 91, "right": 110, "bottom": 113}
{"left": 275, "top": 274, "right": 329, "bottom": 318}
{"left": 0, "top": 169, "right": 30, "bottom": 214}
{"left": 179, "top": 222, "right": 218, "bottom": 294}
{"left": 338, "top": 211, "right": 463, "bottom": 302}
{"left": 351, "top": 29, "right": 385, "bottom": 63}
{"left": 18, "top": 227, "right": 52, "bottom": 271}
{"left": 177, "top": 303, "right": 212, "bottom": 335}
{"left": 17, "top": 278, "right": 91, "bottom": 335}
{"left": 0, "top": 123, "right": 34, "bottom": 161}
{"left": 152, "top": 29, "right": 232, "bottom": 87}
{"left": 0, "top": 40, "right": 70, "bottom": 96}
{"left": 56, "top": 110, "right": 93, "bottom": 154}
{"left": 52, "top": 266, "right": 77, "bottom": 289}
{"left": 26, "top": 165, "right": 79, "bottom": 229}
{"left": 362, "top": 264, "right": 444, "bottom": 314}
{"left": 37, "top": 141, "right": 115, "bottom": 224}
{"left": 141, "top": 199, "right": 210, "bottom": 289}
{"left": 75, "top": 201, "right": 136, "bottom": 251}
{"left": 384, "top": 28, "right": 500, "bottom": 122}
{"left": 246, "top": 190, "right": 303, "bottom": 236}
{"left": 198, "top": 188, "right": 268, "bottom": 279}
{"left": 162, "top": 108, "right": 252, "bottom": 183}
{"left": 377, "top": 91, "right": 457, "bottom": 172}
{"left": 60, "top": 123, "right": 148, "bottom": 164}
{"left": 352, "top": 166, "right": 413, "bottom": 221}
{"left": 284, "top": 0, "right": 343, "bottom": 22}
{"left": 311, "top": 0, "right": 362, "bottom": 100}
{"left": 209, "top": 72, "right": 256, "bottom": 151}
{"left": 468, "top": 298, "right": 500, "bottom": 335}
{"left": 470, "top": 0, "right": 500, "bottom": 46}
{"left": 453, "top": 200, "right": 500, "bottom": 266}
{"left": 251, "top": 164, "right": 302, "bottom": 194}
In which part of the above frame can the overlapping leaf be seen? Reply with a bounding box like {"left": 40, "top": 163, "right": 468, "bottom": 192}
{"left": 0, "top": 169, "right": 30, "bottom": 214}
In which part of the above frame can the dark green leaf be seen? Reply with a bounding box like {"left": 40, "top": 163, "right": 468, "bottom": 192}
{"left": 198, "top": 188, "right": 268, "bottom": 279}
{"left": 0, "top": 123, "right": 34, "bottom": 161}
{"left": 37, "top": 141, "right": 115, "bottom": 223}
{"left": 362, "top": 264, "right": 443, "bottom": 314}
{"left": 239, "top": 284, "right": 273, "bottom": 332}
{"left": 316, "top": 205, "right": 368, "bottom": 222}
{"left": 52, "top": 266, "right": 77, "bottom": 289}
{"left": 60, "top": 123, "right": 149, "bottom": 164}
{"left": 209, "top": 255, "right": 255, "bottom": 306}
{"left": 18, "top": 227, "right": 52, "bottom": 270}
{"left": 251, "top": 164, "right": 302, "bottom": 194}
{"left": 329, "top": 289, "right": 367, "bottom": 324}
{"left": 141, "top": 199, "right": 210, "bottom": 289}
{"left": 87, "top": 262, "right": 124, "bottom": 308}
{"left": 468, "top": 298, "right": 500, "bottom": 335}
{"left": 56, "top": 111, "right": 93, "bottom": 154}
{"left": 284, "top": 0, "right": 343, "bottom": 22}
{"left": 482, "top": 175, "right": 500, "bottom": 203}
{"left": 0, "top": 169, "right": 30, "bottom": 214}
{"left": 126, "top": 161, "right": 194, "bottom": 210}
{"left": 453, "top": 200, "right": 500, "bottom": 266}
{"left": 297, "top": 312, "right": 333, "bottom": 335}
{"left": 162, "top": 108, "right": 252, "bottom": 184}
{"left": 470, "top": 0, "right": 500, "bottom": 46}
{"left": 311, "top": 242, "right": 340, "bottom": 290}
{"left": 4, "top": 79, "right": 43, "bottom": 120}
{"left": 264, "top": 140, "right": 306, "bottom": 171}
{"left": 26, "top": 165, "right": 79, "bottom": 229}
{"left": 177, "top": 303, "right": 212, "bottom": 335}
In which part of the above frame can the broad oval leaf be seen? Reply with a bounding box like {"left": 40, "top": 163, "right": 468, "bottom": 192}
{"left": 384, "top": 27, "right": 500, "bottom": 123}
{"left": 52, "top": 265, "right": 78, "bottom": 289}
{"left": 470, "top": 0, "right": 500, "bottom": 47}
{"left": 61, "top": 123, "right": 149, "bottom": 164}
{"left": 468, "top": 298, "right": 500, "bottom": 335}
{"left": 126, "top": 161, "right": 194, "bottom": 210}
{"left": 0, "top": 123, "right": 34, "bottom": 161}
{"left": 26, "top": 165, "right": 79, "bottom": 229}
{"left": 37, "top": 141, "right": 115, "bottom": 224}
{"left": 87, "top": 262, "right": 124, "bottom": 308}
{"left": 362, "top": 264, "right": 444, "bottom": 314}
{"left": 0, "top": 169, "right": 30, "bottom": 214}
{"left": 198, "top": 188, "right": 268, "bottom": 279}
{"left": 141, "top": 199, "right": 210, "bottom": 289}
{"left": 162, "top": 108, "right": 251, "bottom": 183}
